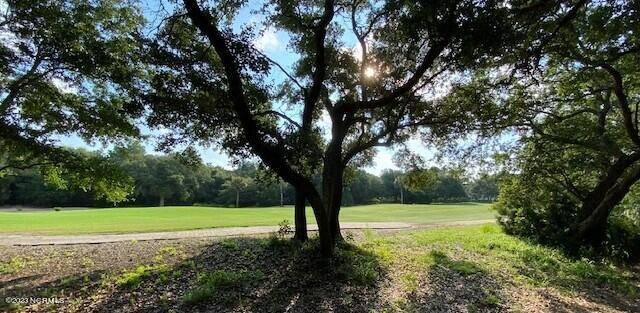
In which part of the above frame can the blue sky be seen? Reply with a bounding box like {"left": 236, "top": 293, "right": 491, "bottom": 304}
{"left": 56, "top": 0, "right": 440, "bottom": 175}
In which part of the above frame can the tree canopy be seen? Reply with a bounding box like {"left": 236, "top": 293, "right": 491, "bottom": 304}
{"left": 0, "top": 0, "right": 146, "bottom": 202}
{"left": 492, "top": 0, "right": 640, "bottom": 260}
{"left": 137, "top": 0, "right": 568, "bottom": 256}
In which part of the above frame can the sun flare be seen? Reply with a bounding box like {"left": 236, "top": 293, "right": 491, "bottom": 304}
{"left": 364, "top": 66, "right": 377, "bottom": 78}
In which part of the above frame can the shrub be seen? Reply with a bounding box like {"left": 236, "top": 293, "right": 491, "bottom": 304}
{"left": 495, "top": 175, "right": 640, "bottom": 263}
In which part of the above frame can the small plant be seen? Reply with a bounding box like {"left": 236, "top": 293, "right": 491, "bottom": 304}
{"left": 401, "top": 273, "right": 419, "bottom": 292}
{"left": 115, "top": 264, "right": 169, "bottom": 289}
{"left": 480, "top": 292, "right": 501, "bottom": 307}
{"left": 158, "top": 246, "right": 181, "bottom": 257}
{"left": 53, "top": 208, "right": 61, "bottom": 212}
{"left": 344, "top": 231, "right": 355, "bottom": 242}
{"left": 58, "top": 276, "right": 82, "bottom": 288}
{"left": 220, "top": 239, "right": 239, "bottom": 250}
{"left": 277, "top": 219, "right": 292, "bottom": 238}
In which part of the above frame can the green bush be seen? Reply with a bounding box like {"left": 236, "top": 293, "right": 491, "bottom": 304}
{"left": 606, "top": 216, "right": 640, "bottom": 262}
{"left": 495, "top": 176, "right": 640, "bottom": 263}
{"left": 494, "top": 176, "right": 578, "bottom": 245}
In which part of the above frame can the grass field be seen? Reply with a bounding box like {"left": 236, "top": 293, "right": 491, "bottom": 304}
{"left": 0, "top": 203, "right": 494, "bottom": 235}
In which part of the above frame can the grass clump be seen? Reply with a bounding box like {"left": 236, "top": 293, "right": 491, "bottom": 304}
{"left": 115, "top": 264, "right": 169, "bottom": 289}
{"left": 0, "top": 257, "right": 27, "bottom": 274}
{"left": 183, "top": 270, "right": 265, "bottom": 305}
{"left": 400, "top": 273, "right": 419, "bottom": 292}
{"left": 480, "top": 292, "right": 501, "bottom": 306}
{"left": 335, "top": 244, "right": 381, "bottom": 286}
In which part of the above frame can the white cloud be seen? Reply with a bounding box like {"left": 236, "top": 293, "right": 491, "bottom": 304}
{"left": 352, "top": 43, "right": 363, "bottom": 61}
{"left": 52, "top": 78, "right": 78, "bottom": 94}
{"left": 254, "top": 27, "right": 281, "bottom": 52}
{"left": 365, "top": 148, "right": 398, "bottom": 175}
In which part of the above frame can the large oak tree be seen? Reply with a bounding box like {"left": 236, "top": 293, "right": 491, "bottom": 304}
{"left": 495, "top": 0, "right": 640, "bottom": 250}
{"left": 143, "top": 0, "right": 581, "bottom": 256}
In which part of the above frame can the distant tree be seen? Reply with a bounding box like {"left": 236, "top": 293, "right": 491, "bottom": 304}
{"left": 468, "top": 174, "right": 499, "bottom": 201}
{"left": 110, "top": 142, "right": 203, "bottom": 206}
{"left": 380, "top": 170, "right": 403, "bottom": 203}
{"left": 430, "top": 174, "right": 467, "bottom": 202}
{"left": 343, "top": 169, "right": 383, "bottom": 205}
{"left": 222, "top": 176, "right": 253, "bottom": 208}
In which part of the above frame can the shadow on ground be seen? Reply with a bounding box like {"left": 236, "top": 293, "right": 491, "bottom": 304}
{"left": 1, "top": 230, "right": 639, "bottom": 312}
{"left": 398, "top": 250, "right": 508, "bottom": 313}
{"left": 2, "top": 236, "right": 386, "bottom": 312}
{"left": 94, "top": 237, "right": 387, "bottom": 312}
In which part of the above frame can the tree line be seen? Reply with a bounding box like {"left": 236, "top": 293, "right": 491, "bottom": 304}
{"left": 0, "top": 142, "right": 497, "bottom": 208}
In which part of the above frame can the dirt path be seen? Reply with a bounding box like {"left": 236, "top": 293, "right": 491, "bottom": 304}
{"left": 0, "top": 220, "right": 495, "bottom": 246}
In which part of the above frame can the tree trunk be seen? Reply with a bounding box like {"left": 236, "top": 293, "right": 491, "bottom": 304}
{"left": 279, "top": 181, "right": 284, "bottom": 207}
{"left": 305, "top": 189, "right": 333, "bottom": 257}
{"left": 159, "top": 196, "right": 165, "bottom": 207}
{"left": 235, "top": 190, "right": 239, "bottom": 208}
{"left": 573, "top": 164, "right": 640, "bottom": 244}
{"left": 323, "top": 154, "right": 345, "bottom": 243}
{"left": 576, "top": 154, "right": 640, "bottom": 221}
{"left": 400, "top": 186, "right": 404, "bottom": 204}
{"left": 294, "top": 189, "right": 308, "bottom": 242}
{"left": 322, "top": 129, "right": 347, "bottom": 246}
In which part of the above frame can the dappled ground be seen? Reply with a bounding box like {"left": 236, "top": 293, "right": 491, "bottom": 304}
{"left": 1, "top": 225, "right": 638, "bottom": 312}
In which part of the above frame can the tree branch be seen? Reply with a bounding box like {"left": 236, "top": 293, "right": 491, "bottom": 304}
{"left": 600, "top": 63, "right": 640, "bottom": 147}
{"left": 181, "top": 0, "right": 323, "bottom": 205}
{"left": 252, "top": 47, "right": 306, "bottom": 93}
{"left": 302, "top": 0, "right": 335, "bottom": 130}
{"left": 254, "top": 110, "right": 302, "bottom": 129}
{"left": 0, "top": 53, "right": 44, "bottom": 115}
{"left": 340, "top": 37, "right": 450, "bottom": 113}
{"left": 0, "top": 161, "right": 55, "bottom": 173}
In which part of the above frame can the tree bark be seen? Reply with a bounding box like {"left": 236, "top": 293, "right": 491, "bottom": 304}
{"left": 576, "top": 153, "right": 640, "bottom": 221}
{"left": 279, "top": 181, "right": 284, "bottom": 207}
{"left": 573, "top": 164, "right": 640, "bottom": 244}
{"left": 294, "top": 189, "right": 308, "bottom": 242}
{"left": 323, "top": 142, "right": 345, "bottom": 243}
{"left": 235, "top": 190, "right": 240, "bottom": 208}
{"left": 305, "top": 191, "right": 333, "bottom": 257}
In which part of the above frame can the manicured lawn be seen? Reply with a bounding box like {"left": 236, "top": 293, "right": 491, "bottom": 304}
{"left": 0, "top": 203, "right": 494, "bottom": 235}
